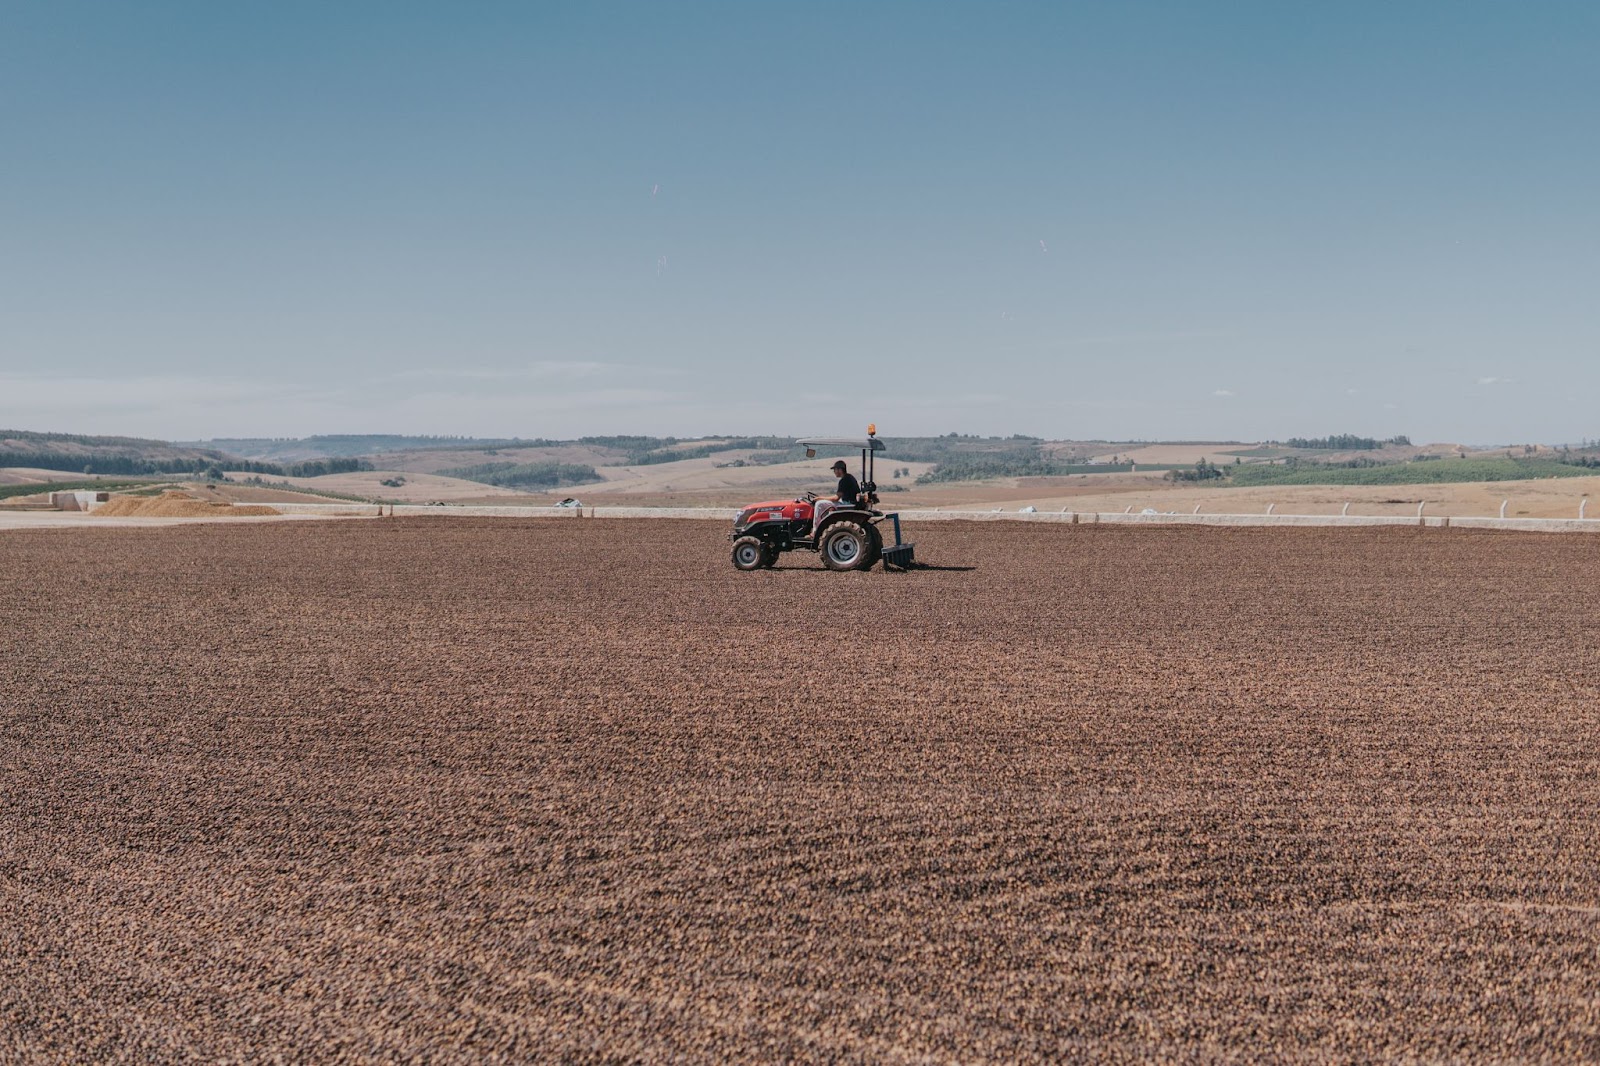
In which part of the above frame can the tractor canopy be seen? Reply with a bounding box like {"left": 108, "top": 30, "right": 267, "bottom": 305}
{"left": 797, "top": 436, "right": 887, "bottom": 453}
{"left": 794, "top": 430, "right": 888, "bottom": 502}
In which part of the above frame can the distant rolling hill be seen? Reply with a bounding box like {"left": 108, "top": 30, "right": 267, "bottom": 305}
{"left": 0, "top": 430, "right": 366, "bottom": 479}
{"left": 189, "top": 435, "right": 539, "bottom": 462}
{"left": 0, "top": 429, "right": 235, "bottom": 476}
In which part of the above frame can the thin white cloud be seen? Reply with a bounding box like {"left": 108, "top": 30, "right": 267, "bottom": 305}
{"left": 1477, "top": 376, "right": 1513, "bottom": 386}
{"left": 390, "top": 361, "right": 617, "bottom": 383}
{"left": 0, "top": 372, "right": 346, "bottom": 438}
{"left": 894, "top": 392, "right": 1008, "bottom": 410}
{"left": 1052, "top": 329, "right": 1239, "bottom": 349}
{"left": 798, "top": 391, "right": 1007, "bottom": 411}
{"left": 0, "top": 366, "right": 708, "bottom": 439}
{"left": 386, "top": 387, "right": 689, "bottom": 420}
{"left": 1212, "top": 389, "right": 1235, "bottom": 398}
{"left": 0, "top": 372, "right": 319, "bottom": 411}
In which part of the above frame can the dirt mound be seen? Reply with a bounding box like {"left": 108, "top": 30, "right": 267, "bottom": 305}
{"left": 95, "top": 490, "right": 278, "bottom": 518}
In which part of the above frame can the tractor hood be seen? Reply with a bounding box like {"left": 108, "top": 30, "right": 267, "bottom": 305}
{"left": 735, "top": 499, "right": 811, "bottom": 525}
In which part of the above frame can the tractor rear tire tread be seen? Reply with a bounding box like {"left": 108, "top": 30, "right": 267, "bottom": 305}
{"left": 819, "top": 520, "right": 872, "bottom": 572}
{"left": 863, "top": 524, "right": 883, "bottom": 570}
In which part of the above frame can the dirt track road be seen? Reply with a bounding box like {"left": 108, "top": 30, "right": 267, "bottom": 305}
{"left": 3, "top": 519, "right": 1599, "bottom": 1061}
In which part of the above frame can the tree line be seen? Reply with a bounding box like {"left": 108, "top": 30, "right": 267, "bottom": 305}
{"left": 0, "top": 450, "right": 370, "bottom": 478}
{"left": 1280, "top": 434, "right": 1411, "bottom": 450}
{"left": 439, "top": 461, "right": 601, "bottom": 489}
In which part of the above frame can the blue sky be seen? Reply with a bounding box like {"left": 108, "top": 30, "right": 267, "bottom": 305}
{"left": 2, "top": 2, "right": 1596, "bottom": 443}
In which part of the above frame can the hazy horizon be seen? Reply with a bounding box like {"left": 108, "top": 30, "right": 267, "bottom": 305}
{"left": 7, "top": 424, "right": 1592, "bottom": 453}
{"left": 4, "top": 3, "right": 1596, "bottom": 444}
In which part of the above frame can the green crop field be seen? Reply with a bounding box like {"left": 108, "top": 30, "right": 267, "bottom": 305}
{"left": 1228, "top": 458, "right": 1592, "bottom": 487}
{"left": 438, "top": 461, "right": 603, "bottom": 489}
{"left": 0, "top": 479, "right": 157, "bottom": 500}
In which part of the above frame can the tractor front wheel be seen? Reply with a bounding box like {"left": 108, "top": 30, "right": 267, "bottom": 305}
{"left": 819, "top": 520, "right": 871, "bottom": 571}
{"left": 732, "top": 536, "right": 769, "bottom": 572}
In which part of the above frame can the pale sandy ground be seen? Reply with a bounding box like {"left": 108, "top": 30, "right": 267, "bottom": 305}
{"left": 184, "top": 484, "right": 364, "bottom": 505}
{"left": 251, "top": 453, "right": 939, "bottom": 506}
{"left": 1083, "top": 444, "right": 1242, "bottom": 464}
{"left": 4, "top": 475, "right": 1597, "bottom": 529}
{"left": 9, "top": 450, "right": 1599, "bottom": 522}
{"left": 513, "top": 471, "right": 1600, "bottom": 518}
{"left": 1070, "top": 442, "right": 1482, "bottom": 465}
{"left": 0, "top": 481, "right": 378, "bottom": 509}
{"left": 553, "top": 469, "right": 1163, "bottom": 508}
{"left": 370, "top": 443, "right": 621, "bottom": 474}
{"left": 972, "top": 475, "right": 1600, "bottom": 519}
{"left": 246, "top": 470, "right": 532, "bottom": 502}
{"left": 0, "top": 511, "right": 359, "bottom": 530}
{"left": 0, "top": 467, "right": 137, "bottom": 483}
{"left": 582, "top": 453, "right": 938, "bottom": 494}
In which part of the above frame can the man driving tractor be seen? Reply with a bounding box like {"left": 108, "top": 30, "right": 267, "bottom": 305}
{"left": 811, "top": 459, "right": 860, "bottom": 535}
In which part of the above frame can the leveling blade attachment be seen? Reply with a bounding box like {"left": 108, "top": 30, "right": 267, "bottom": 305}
{"left": 880, "top": 513, "right": 916, "bottom": 569}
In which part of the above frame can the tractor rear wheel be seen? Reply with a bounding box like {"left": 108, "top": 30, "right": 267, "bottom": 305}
{"left": 732, "top": 536, "right": 768, "bottom": 571}
{"left": 819, "top": 520, "right": 871, "bottom": 571}
{"left": 862, "top": 524, "right": 883, "bottom": 570}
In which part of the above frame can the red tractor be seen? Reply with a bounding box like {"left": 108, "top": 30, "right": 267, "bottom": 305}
{"left": 729, "top": 427, "right": 915, "bottom": 572}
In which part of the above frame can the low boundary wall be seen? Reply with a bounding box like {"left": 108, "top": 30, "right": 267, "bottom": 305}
{"left": 266, "top": 502, "right": 582, "bottom": 518}
{"left": 249, "top": 502, "right": 1600, "bottom": 534}
{"left": 263, "top": 503, "right": 746, "bottom": 519}
{"left": 899, "top": 510, "right": 1600, "bottom": 533}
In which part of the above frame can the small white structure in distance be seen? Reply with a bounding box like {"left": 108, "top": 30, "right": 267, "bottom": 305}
{"left": 50, "top": 491, "right": 109, "bottom": 511}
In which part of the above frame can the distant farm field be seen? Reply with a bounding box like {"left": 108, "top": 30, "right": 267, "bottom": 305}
{"left": 1230, "top": 457, "right": 1593, "bottom": 487}
{"left": 3, "top": 520, "right": 1599, "bottom": 1061}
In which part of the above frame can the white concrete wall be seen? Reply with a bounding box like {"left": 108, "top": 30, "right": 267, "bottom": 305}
{"left": 389, "top": 504, "right": 584, "bottom": 518}
{"left": 254, "top": 502, "right": 386, "bottom": 516}
{"left": 50, "top": 491, "right": 108, "bottom": 511}
{"left": 263, "top": 502, "right": 585, "bottom": 518}
{"left": 899, "top": 509, "right": 1600, "bottom": 533}
{"left": 589, "top": 507, "right": 740, "bottom": 520}
{"left": 900, "top": 510, "right": 1428, "bottom": 527}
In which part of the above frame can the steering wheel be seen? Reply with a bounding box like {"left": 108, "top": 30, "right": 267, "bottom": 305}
{"left": 801, "top": 491, "right": 818, "bottom": 503}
